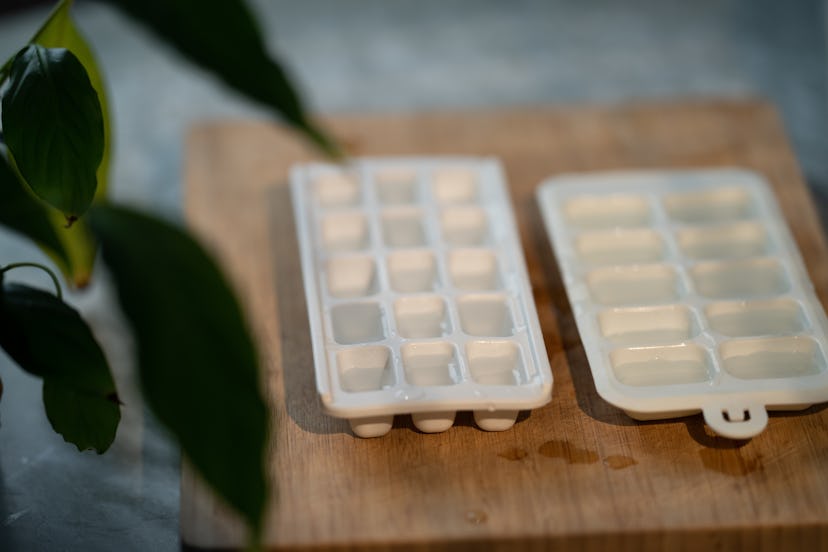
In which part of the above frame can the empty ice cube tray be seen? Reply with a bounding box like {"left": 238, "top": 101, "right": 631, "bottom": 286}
{"left": 291, "top": 157, "right": 552, "bottom": 437}
{"left": 537, "top": 168, "right": 828, "bottom": 439}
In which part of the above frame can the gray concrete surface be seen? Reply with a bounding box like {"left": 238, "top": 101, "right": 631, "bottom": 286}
{"left": 0, "top": 1, "right": 826, "bottom": 550}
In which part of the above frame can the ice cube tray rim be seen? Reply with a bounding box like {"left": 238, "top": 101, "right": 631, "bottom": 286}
{"left": 291, "top": 156, "right": 553, "bottom": 423}
{"left": 536, "top": 167, "right": 828, "bottom": 439}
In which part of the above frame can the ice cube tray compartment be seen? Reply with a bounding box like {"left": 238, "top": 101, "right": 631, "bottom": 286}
{"left": 537, "top": 168, "right": 828, "bottom": 439}
{"left": 293, "top": 158, "right": 552, "bottom": 438}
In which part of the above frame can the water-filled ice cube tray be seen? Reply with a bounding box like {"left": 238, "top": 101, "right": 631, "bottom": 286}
{"left": 291, "top": 157, "right": 552, "bottom": 438}
{"left": 537, "top": 168, "right": 828, "bottom": 439}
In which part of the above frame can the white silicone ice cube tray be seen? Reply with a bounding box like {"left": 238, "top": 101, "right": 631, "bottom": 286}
{"left": 291, "top": 157, "right": 552, "bottom": 437}
{"left": 537, "top": 168, "right": 828, "bottom": 439}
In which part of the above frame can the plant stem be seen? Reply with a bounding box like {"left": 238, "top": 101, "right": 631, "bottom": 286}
{"left": 1, "top": 262, "right": 63, "bottom": 301}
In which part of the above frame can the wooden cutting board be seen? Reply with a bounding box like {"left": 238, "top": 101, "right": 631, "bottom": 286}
{"left": 182, "top": 100, "right": 828, "bottom": 550}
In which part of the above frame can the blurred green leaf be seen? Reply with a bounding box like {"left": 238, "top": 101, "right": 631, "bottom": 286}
{"left": 2, "top": 44, "right": 104, "bottom": 219}
{"left": 0, "top": 282, "right": 120, "bottom": 452}
{"left": 89, "top": 204, "right": 268, "bottom": 538}
{"left": 101, "top": 0, "right": 340, "bottom": 157}
{"left": 0, "top": 150, "right": 72, "bottom": 278}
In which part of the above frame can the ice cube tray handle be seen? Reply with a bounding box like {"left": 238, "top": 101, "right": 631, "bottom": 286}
{"left": 702, "top": 403, "right": 768, "bottom": 440}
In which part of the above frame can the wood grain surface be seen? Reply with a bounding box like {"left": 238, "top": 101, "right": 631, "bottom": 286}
{"left": 181, "top": 100, "right": 828, "bottom": 550}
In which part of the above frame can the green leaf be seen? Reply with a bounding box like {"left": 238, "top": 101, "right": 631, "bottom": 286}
{"left": 32, "top": 0, "right": 112, "bottom": 201}
{"left": 88, "top": 204, "right": 268, "bottom": 538}
{"left": 24, "top": 0, "right": 113, "bottom": 288}
{"left": 0, "top": 150, "right": 72, "bottom": 277}
{"left": 2, "top": 44, "right": 104, "bottom": 219}
{"left": 0, "top": 282, "right": 120, "bottom": 452}
{"left": 43, "top": 379, "right": 120, "bottom": 454}
{"left": 101, "top": 0, "right": 340, "bottom": 157}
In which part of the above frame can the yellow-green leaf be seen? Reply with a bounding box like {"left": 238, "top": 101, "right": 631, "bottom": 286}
{"left": 25, "top": 0, "right": 112, "bottom": 287}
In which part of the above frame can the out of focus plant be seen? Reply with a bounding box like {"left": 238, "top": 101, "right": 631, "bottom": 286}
{"left": 0, "top": 0, "right": 337, "bottom": 544}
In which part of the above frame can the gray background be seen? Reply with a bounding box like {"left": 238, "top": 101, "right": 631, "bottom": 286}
{"left": 0, "top": 1, "right": 826, "bottom": 549}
